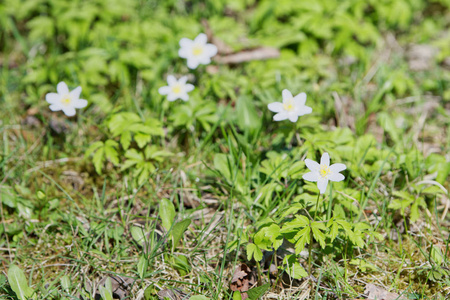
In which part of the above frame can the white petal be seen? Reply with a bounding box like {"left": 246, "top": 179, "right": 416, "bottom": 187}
{"left": 70, "top": 86, "right": 82, "bottom": 99}
{"left": 317, "top": 178, "right": 329, "bottom": 194}
{"left": 49, "top": 104, "right": 62, "bottom": 111}
{"left": 167, "top": 75, "right": 177, "bottom": 85}
{"left": 305, "top": 159, "right": 319, "bottom": 172}
{"left": 178, "top": 48, "right": 190, "bottom": 58}
{"left": 293, "top": 92, "right": 307, "bottom": 106}
{"left": 205, "top": 44, "right": 218, "bottom": 57}
{"left": 158, "top": 86, "right": 170, "bottom": 95}
{"left": 268, "top": 102, "right": 284, "bottom": 113}
{"left": 329, "top": 163, "right": 347, "bottom": 173}
{"left": 73, "top": 99, "right": 88, "bottom": 108}
{"left": 320, "top": 153, "right": 330, "bottom": 166}
{"left": 194, "top": 33, "right": 207, "bottom": 44}
{"left": 282, "top": 89, "right": 293, "bottom": 101}
{"left": 179, "top": 93, "right": 189, "bottom": 101}
{"left": 62, "top": 106, "right": 76, "bottom": 117}
{"left": 273, "top": 112, "right": 288, "bottom": 121}
{"left": 57, "top": 81, "right": 69, "bottom": 95}
{"left": 297, "top": 105, "right": 312, "bottom": 116}
{"left": 167, "top": 93, "right": 179, "bottom": 101}
{"left": 46, "top": 93, "right": 60, "bottom": 104}
{"left": 185, "top": 84, "right": 195, "bottom": 92}
{"left": 179, "top": 76, "right": 188, "bottom": 84}
{"left": 288, "top": 113, "right": 299, "bottom": 122}
{"left": 302, "top": 172, "right": 319, "bottom": 182}
{"left": 328, "top": 172, "right": 345, "bottom": 182}
{"left": 198, "top": 55, "right": 211, "bottom": 65}
{"left": 180, "top": 37, "right": 193, "bottom": 48}
{"left": 187, "top": 58, "right": 200, "bottom": 69}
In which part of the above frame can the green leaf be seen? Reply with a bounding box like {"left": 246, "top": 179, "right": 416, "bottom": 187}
{"left": 264, "top": 224, "right": 280, "bottom": 240}
{"left": 170, "top": 254, "right": 191, "bottom": 276}
{"left": 247, "top": 283, "right": 271, "bottom": 300}
{"left": 92, "top": 146, "right": 105, "bottom": 174}
{"left": 85, "top": 141, "right": 103, "bottom": 157}
{"left": 134, "top": 133, "right": 151, "bottom": 148}
{"left": 172, "top": 219, "right": 191, "bottom": 249}
{"left": 60, "top": 275, "right": 70, "bottom": 291}
{"left": 105, "top": 277, "right": 112, "bottom": 294}
{"left": 283, "top": 255, "right": 308, "bottom": 279}
{"left": 189, "top": 296, "right": 210, "bottom": 300}
{"left": 120, "top": 131, "right": 132, "bottom": 150}
{"left": 294, "top": 228, "right": 310, "bottom": 254}
{"left": 233, "top": 291, "right": 242, "bottom": 300}
{"left": 431, "top": 246, "right": 444, "bottom": 265}
{"left": 213, "top": 154, "right": 231, "bottom": 181}
{"left": 104, "top": 143, "right": 119, "bottom": 166}
{"left": 236, "top": 95, "right": 261, "bottom": 131}
{"left": 328, "top": 220, "right": 338, "bottom": 242}
{"left": 99, "top": 277, "right": 113, "bottom": 300}
{"left": 246, "top": 243, "right": 263, "bottom": 261}
{"left": 160, "top": 198, "right": 176, "bottom": 232}
{"left": 137, "top": 256, "right": 148, "bottom": 278}
{"left": 130, "top": 226, "right": 145, "bottom": 244}
{"left": 99, "top": 286, "right": 113, "bottom": 300}
{"left": 7, "top": 265, "right": 34, "bottom": 300}
{"left": 350, "top": 259, "right": 377, "bottom": 272}
{"left": 124, "top": 149, "right": 144, "bottom": 161}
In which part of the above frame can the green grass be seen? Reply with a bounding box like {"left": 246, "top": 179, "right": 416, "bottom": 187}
{"left": 1, "top": 0, "right": 450, "bottom": 299}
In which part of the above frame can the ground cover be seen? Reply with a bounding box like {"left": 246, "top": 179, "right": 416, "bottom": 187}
{"left": 1, "top": 0, "right": 450, "bottom": 299}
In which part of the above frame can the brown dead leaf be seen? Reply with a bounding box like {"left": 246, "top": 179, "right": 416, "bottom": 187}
{"left": 230, "top": 263, "right": 256, "bottom": 300}
{"left": 21, "top": 115, "right": 41, "bottom": 128}
{"left": 157, "top": 288, "right": 189, "bottom": 300}
{"left": 97, "top": 276, "right": 134, "bottom": 299}
{"left": 49, "top": 118, "right": 70, "bottom": 134}
{"left": 364, "top": 283, "right": 408, "bottom": 300}
{"left": 215, "top": 48, "right": 280, "bottom": 64}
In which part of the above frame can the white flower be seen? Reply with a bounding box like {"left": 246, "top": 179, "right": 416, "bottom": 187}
{"left": 45, "top": 82, "right": 88, "bottom": 117}
{"left": 158, "top": 75, "right": 194, "bottom": 101}
{"left": 178, "top": 33, "right": 218, "bottom": 69}
{"left": 302, "top": 153, "right": 346, "bottom": 194}
{"left": 268, "top": 89, "right": 312, "bottom": 122}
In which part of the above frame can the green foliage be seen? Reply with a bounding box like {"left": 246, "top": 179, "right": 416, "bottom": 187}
{"left": 1, "top": 0, "right": 450, "bottom": 297}
{"left": 172, "top": 219, "right": 191, "bottom": 249}
{"left": 121, "top": 146, "right": 172, "bottom": 184}
{"left": 170, "top": 98, "right": 219, "bottom": 132}
{"left": 137, "top": 256, "right": 148, "bottom": 279}
{"left": 7, "top": 265, "right": 34, "bottom": 300}
{"left": 86, "top": 140, "right": 119, "bottom": 174}
{"left": 160, "top": 198, "right": 176, "bottom": 232}
{"left": 189, "top": 296, "right": 210, "bottom": 300}
{"left": 247, "top": 283, "right": 271, "bottom": 300}
{"left": 107, "top": 113, "right": 164, "bottom": 150}
{"left": 99, "top": 277, "right": 113, "bottom": 300}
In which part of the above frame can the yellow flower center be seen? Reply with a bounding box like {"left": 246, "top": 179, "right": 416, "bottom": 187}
{"left": 60, "top": 95, "right": 72, "bottom": 106}
{"left": 192, "top": 45, "right": 204, "bottom": 56}
{"left": 283, "top": 99, "right": 295, "bottom": 112}
{"left": 319, "top": 165, "right": 331, "bottom": 178}
{"left": 171, "top": 84, "right": 182, "bottom": 94}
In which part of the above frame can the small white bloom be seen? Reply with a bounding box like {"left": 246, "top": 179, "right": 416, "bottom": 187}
{"left": 178, "top": 33, "right": 218, "bottom": 69}
{"left": 268, "top": 89, "right": 312, "bottom": 122}
{"left": 45, "top": 81, "right": 88, "bottom": 117}
{"left": 158, "top": 75, "right": 194, "bottom": 101}
{"left": 302, "top": 153, "right": 346, "bottom": 194}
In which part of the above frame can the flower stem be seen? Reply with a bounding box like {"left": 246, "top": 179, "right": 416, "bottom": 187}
{"left": 313, "top": 193, "right": 321, "bottom": 221}
{"left": 310, "top": 193, "right": 321, "bottom": 276}
{"left": 308, "top": 218, "right": 314, "bottom": 275}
